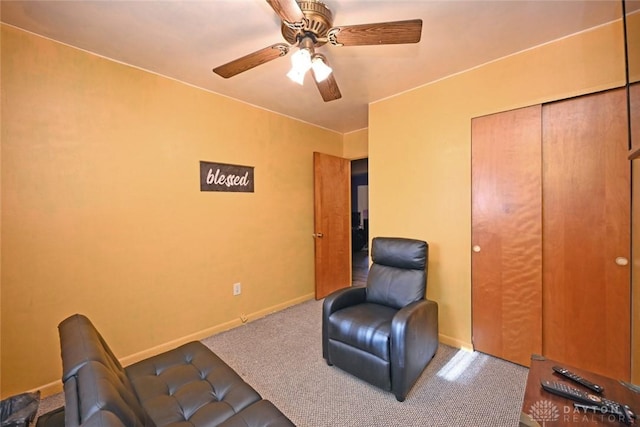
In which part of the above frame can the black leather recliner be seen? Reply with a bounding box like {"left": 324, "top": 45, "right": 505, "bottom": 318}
{"left": 322, "top": 237, "right": 439, "bottom": 401}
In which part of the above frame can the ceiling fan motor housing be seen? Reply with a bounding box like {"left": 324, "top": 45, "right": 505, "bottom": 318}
{"left": 281, "top": 0, "right": 333, "bottom": 47}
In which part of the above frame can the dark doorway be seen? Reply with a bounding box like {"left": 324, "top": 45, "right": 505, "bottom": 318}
{"left": 351, "top": 158, "right": 368, "bottom": 286}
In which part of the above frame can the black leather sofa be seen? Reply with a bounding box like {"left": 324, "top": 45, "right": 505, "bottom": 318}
{"left": 58, "top": 314, "right": 295, "bottom": 427}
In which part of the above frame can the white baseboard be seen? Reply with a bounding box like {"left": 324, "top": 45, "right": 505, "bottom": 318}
{"left": 35, "top": 293, "right": 316, "bottom": 398}
{"left": 33, "top": 380, "right": 63, "bottom": 399}
{"left": 120, "top": 293, "right": 316, "bottom": 366}
{"left": 438, "top": 333, "right": 474, "bottom": 353}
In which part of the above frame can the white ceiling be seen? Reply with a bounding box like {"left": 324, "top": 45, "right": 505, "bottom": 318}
{"left": 0, "top": 0, "right": 623, "bottom": 133}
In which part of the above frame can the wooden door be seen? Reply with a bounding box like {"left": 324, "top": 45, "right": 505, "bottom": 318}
{"left": 542, "top": 88, "right": 630, "bottom": 380}
{"left": 471, "top": 105, "right": 543, "bottom": 366}
{"left": 631, "top": 82, "right": 640, "bottom": 384}
{"left": 313, "top": 152, "right": 351, "bottom": 299}
{"left": 631, "top": 82, "right": 640, "bottom": 153}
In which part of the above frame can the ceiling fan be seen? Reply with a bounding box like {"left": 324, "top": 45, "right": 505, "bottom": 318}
{"left": 212, "top": 0, "right": 422, "bottom": 102}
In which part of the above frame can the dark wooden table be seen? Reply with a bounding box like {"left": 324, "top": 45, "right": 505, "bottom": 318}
{"left": 520, "top": 355, "right": 640, "bottom": 426}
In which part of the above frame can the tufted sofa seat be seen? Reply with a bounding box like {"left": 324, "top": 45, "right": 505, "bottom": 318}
{"left": 59, "top": 314, "right": 294, "bottom": 427}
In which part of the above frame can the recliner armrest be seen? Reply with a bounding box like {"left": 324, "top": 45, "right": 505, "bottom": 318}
{"left": 390, "top": 299, "right": 439, "bottom": 401}
{"left": 322, "top": 287, "right": 367, "bottom": 360}
{"left": 323, "top": 287, "right": 367, "bottom": 314}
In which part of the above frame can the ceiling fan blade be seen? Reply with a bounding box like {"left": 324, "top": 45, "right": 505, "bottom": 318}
{"left": 313, "top": 73, "right": 342, "bottom": 102}
{"left": 327, "top": 19, "right": 422, "bottom": 47}
{"left": 213, "top": 44, "right": 289, "bottom": 78}
{"left": 266, "top": 0, "right": 305, "bottom": 27}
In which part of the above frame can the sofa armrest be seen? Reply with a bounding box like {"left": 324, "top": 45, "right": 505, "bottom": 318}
{"left": 390, "top": 299, "right": 439, "bottom": 401}
{"left": 65, "top": 361, "right": 152, "bottom": 427}
{"left": 58, "top": 314, "right": 153, "bottom": 427}
{"left": 58, "top": 314, "right": 126, "bottom": 383}
{"left": 322, "top": 287, "right": 367, "bottom": 360}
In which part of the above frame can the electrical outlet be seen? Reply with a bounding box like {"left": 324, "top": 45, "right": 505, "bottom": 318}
{"left": 233, "top": 282, "right": 241, "bottom": 296}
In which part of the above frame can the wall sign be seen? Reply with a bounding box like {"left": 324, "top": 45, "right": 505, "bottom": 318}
{"left": 200, "top": 161, "right": 254, "bottom": 193}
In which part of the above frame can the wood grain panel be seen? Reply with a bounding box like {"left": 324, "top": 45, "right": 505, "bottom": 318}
{"left": 632, "top": 82, "right": 640, "bottom": 384}
{"left": 471, "top": 105, "right": 543, "bottom": 366}
{"left": 314, "top": 152, "right": 351, "bottom": 299}
{"left": 542, "top": 88, "right": 630, "bottom": 380}
{"left": 631, "top": 82, "right": 640, "bottom": 154}
{"left": 330, "top": 20, "right": 423, "bottom": 46}
{"left": 313, "top": 73, "right": 342, "bottom": 102}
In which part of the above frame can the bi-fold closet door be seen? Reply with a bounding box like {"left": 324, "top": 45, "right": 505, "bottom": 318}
{"left": 471, "top": 88, "right": 630, "bottom": 380}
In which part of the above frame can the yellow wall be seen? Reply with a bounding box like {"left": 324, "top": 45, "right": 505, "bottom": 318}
{"left": 369, "top": 22, "right": 626, "bottom": 350}
{"left": 343, "top": 128, "right": 368, "bottom": 160}
{"left": 0, "top": 25, "right": 343, "bottom": 396}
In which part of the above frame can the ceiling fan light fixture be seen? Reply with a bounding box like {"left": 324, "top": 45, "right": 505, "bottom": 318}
{"left": 292, "top": 47, "right": 312, "bottom": 69}
{"left": 213, "top": 1, "right": 422, "bottom": 103}
{"left": 311, "top": 54, "right": 332, "bottom": 82}
{"left": 287, "top": 68, "right": 307, "bottom": 85}
{"left": 288, "top": 47, "right": 312, "bottom": 82}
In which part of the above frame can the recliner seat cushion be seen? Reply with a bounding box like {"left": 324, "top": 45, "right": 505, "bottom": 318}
{"left": 327, "top": 303, "right": 396, "bottom": 361}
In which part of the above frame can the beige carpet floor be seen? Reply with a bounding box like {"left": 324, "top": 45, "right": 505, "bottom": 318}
{"left": 202, "top": 299, "right": 527, "bottom": 426}
{"left": 36, "top": 299, "right": 529, "bottom": 426}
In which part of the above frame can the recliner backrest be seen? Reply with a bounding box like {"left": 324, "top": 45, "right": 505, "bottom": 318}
{"left": 366, "top": 237, "right": 428, "bottom": 309}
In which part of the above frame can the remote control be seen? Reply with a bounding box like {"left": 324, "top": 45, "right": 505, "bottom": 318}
{"left": 552, "top": 365, "right": 604, "bottom": 393}
{"left": 541, "top": 380, "right": 636, "bottom": 425}
{"left": 541, "top": 380, "right": 603, "bottom": 406}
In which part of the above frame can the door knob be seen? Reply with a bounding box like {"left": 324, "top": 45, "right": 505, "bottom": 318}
{"left": 313, "top": 233, "right": 324, "bottom": 238}
{"left": 472, "top": 245, "right": 481, "bottom": 253}
{"left": 615, "top": 257, "right": 629, "bottom": 266}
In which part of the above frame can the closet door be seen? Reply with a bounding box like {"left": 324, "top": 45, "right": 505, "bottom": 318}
{"left": 542, "top": 88, "right": 630, "bottom": 380}
{"left": 471, "top": 105, "right": 543, "bottom": 366}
